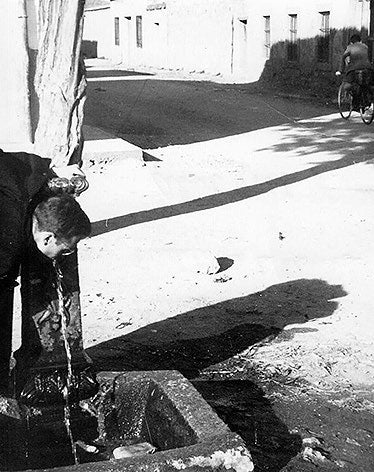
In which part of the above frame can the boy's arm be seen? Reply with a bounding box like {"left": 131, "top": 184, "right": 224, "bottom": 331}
{"left": 0, "top": 150, "right": 86, "bottom": 202}
{"left": 50, "top": 164, "right": 85, "bottom": 179}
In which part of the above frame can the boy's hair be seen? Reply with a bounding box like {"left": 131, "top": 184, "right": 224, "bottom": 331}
{"left": 350, "top": 34, "right": 361, "bottom": 43}
{"left": 33, "top": 194, "right": 91, "bottom": 242}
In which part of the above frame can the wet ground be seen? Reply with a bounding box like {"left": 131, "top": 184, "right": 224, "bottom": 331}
{"left": 194, "top": 376, "right": 374, "bottom": 472}
{"left": 88, "top": 339, "right": 374, "bottom": 472}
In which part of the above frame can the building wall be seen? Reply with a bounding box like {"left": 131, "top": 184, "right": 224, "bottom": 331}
{"left": 83, "top": 8, "right": 112, "bottom": 59}
{"left": 89, "top": 0, "right": 372, "bottom": 83}
{"left": 255, "top": 0, "right": 371, "bottom": 88}
{"left": 167, "top": 0, "right": 235, "bottom": 76}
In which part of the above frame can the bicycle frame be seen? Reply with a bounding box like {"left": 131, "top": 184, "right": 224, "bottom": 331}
{"left": 338, "top": 69, "right": 374, "bottom": 124}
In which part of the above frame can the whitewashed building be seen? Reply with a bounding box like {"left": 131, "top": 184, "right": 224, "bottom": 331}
{"left": 82, "top": 0, "right": 112, "bottom": 59}
{"left": 83, "top": 0, "right": 374, "bottom": 82}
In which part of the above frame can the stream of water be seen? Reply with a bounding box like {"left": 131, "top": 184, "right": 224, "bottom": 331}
{"left": 53, "top": 260, "right": 79, "bottom": 465}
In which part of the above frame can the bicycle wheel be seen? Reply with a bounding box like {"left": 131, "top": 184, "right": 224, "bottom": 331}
{"left": 338, "top": 84, "right": 353, "bottom": 119}
{"left": 360, "top": 92, "right": 374, "bottom": 125}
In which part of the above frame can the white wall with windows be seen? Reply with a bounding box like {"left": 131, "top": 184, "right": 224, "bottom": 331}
{"left": 246, "top": 0, "right": 371, "bottom": 80}
{"left": 84, "top": 0, "right": 372, "bottom": 83}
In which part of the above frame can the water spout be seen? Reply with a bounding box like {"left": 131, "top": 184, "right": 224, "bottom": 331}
{"left": 54, "top": 260, "right": 79, "bottom": 465}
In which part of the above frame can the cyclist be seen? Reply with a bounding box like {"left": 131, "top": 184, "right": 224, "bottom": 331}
{"left": 335, "top": 34, "right": 374, "bottom": 110}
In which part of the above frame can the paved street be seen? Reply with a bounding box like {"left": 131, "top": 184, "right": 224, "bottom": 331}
{"left": 84, "top": 65, "right": 335, "bottom": 149}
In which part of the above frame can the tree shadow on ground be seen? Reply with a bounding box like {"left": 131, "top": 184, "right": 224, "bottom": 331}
{"left": 87, "top": 278, "right": 346, "bottom": 377}
{"left": 87, "top": 278, "right": 346, "bottom": 472}
{"left": 255, "top": 115, "right": 374, "bottom": 158}
{"left": 91, "top": 151, "right": 374, "bottom": 238}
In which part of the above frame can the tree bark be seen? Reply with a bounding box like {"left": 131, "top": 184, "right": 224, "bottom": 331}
{"left": 17, "top": 0, "right": 33, "bottom": 143}
{"left": 32, "top": 0, "right": 86, "bottom": 167}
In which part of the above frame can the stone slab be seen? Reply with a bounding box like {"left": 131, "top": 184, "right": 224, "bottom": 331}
{"left": 82, "top": 125, "right": 143, "bottom": 165}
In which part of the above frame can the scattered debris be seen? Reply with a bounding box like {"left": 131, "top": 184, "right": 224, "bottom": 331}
{"left": 301, "top": 436, "right": 332, "bottom": 467}
{"left": 115, "top": 321, "right": 132, "bottom": 329}
{"left": 213, "top": 274, "right": 232, "bottom": 283}
{"left": 302, "top": 447, "right": 328, "bottom": 466}
{"left": 346, "top": 437, "right": 361, "bottom": 446}
{"left": 302, "top": 437, "right": 323, "bottom": 448}
{"left": 206, "top": 255, "right": 220, "bottom": 275}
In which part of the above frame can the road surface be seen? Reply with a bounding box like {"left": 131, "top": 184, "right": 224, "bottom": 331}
{"left": 84, "top": 69, "right": 335, "bottom": 149}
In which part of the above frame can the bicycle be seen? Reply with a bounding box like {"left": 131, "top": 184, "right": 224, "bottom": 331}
{"left": 337, "top": 69, "right": 374, "bottom": 125}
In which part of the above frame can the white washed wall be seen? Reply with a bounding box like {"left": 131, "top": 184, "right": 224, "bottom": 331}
{"left": 87, "top": 0, "right": 372, "bottom": 82}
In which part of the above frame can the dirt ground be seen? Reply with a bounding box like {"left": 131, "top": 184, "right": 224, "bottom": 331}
{"left": 12, "top": 66, "right": 374, "bottom": 470}
{"left": 71, "top": 111, "right": 374, "bottom": 471}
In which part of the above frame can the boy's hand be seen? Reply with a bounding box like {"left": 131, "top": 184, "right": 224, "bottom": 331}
{"left": 51, "top": 164, "right": 85, "bottom": 180}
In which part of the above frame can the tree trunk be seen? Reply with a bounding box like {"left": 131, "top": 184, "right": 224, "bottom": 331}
{"left": 32, "top": 0, "right": 86, "bottom": 167}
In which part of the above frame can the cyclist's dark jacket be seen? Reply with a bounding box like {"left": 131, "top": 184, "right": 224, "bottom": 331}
{"left": 341, "top": 42, "right": 372, "bottom": 73}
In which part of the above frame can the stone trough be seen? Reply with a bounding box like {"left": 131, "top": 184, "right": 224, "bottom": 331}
{"left": 0, "top": 178, "right": 253, "bottom": 471}
{"left": 1, "top": 370, "right": 253, "bottom": 472}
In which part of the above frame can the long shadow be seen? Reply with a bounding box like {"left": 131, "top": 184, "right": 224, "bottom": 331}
{"left": 86, "top": 69, "right": 153, "bottom": 78}
{"left": 87, "top": 278, "right": 346, "bottom": 377}
{"left": 91, "top": 151, "right": 373, "bottom": 237}
{"left": 193, "top": 380, "right": 303, "bottom": 472}
{"left": 87, "top": 278, "right": 346, "bottom": 472}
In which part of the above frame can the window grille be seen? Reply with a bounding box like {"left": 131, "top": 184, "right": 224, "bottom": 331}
{"left": 136, "top": 16, "right": 143, "bottom": 48}
{"left": 288, "top": 14, "right": 298, "bottom": 61}
{"left": 114, "top": 17, "right": 120, "bottom": 46}
{"left": 317, "top": 11, "right": 330, "bottom": 63}
{"left": 264, "top": 16, "right": 271, "bottom": 58}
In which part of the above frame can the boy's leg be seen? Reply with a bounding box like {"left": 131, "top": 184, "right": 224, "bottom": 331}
{"left": 0, "top": 281, "right": 15, "bottom": 395}
{"left": 343, "top": 71, "right": 360, "bottom": 109}
{"left": 0, "top": 200, "right": 23, "bottom": 396}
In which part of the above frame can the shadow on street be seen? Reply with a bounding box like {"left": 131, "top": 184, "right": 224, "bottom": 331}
{"left": 88, "top": 278, "right": 346, "bottom": 376}
{"left": 91, "top": 150, "right": 374, "bottom": 238}
{"left": 84, "top": 75, "right": 336, "bottom": 148}
{"left": 87, "top": 278, "right": 346, "bottom": 471}
{"left": 194, "top": 380, "right": 302, "bottom": 472}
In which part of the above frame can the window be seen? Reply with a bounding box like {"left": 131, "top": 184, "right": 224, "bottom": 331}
{"left": 317, "top": 11, "right": 330, "bottom": 62}
{"left": 288, "top": 14, "right": 298, "bottom": 61}
{"left": 136, "top": 15, "right": 143, "bottom": 48}
{"left": 264, "top": 16, "right": 271, "bottom": 58}
{"left": 114, "top": 17, "right": 120, "bottom": 46}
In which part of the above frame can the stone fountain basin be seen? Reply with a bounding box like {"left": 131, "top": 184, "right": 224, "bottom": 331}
{"left": 46, "top": 370, "right": 253, "bottom": 472}
{"left": 0, "top": 370, "right": 253, "bottom": 471}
